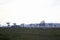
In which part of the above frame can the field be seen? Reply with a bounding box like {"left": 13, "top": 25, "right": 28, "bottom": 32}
{"left": 0, "top": 27, "right": 60, "bottom": 40}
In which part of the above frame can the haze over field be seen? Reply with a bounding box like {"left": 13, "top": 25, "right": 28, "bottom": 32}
{"left": 0, "top": 0, "right": 60, "bottom": 25}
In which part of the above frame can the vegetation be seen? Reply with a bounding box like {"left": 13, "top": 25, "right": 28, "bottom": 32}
{"left": 0, "top": 27, "right": 60, "bottom": 40}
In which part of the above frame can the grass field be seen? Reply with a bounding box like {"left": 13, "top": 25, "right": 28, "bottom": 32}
{"left": 0, "top": 27, "right": 60, "bottom": 40}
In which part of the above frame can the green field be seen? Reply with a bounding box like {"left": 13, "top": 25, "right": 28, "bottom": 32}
{"left": 0, "top": 27, "right": 60, "bottom": 40}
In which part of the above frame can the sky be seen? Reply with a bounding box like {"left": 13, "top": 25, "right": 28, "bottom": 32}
{"left": 0, "top": 0, "right": 60, "bottom": 25}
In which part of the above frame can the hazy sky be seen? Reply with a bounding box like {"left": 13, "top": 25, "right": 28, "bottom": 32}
{"left": 0, "top": 0, "right": 60, "bottom": 25}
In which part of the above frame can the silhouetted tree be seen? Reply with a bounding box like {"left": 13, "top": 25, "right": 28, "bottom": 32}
{"left": 40, "top": 20, "right": 45, "bottom": 27}
{"left": 13, "top": 23, "right": 16, "bottom": 26}
{"left": 6, "top": 22, "right": 10, "bottom": 27}
{"left": 11, "top": 23, "right": 20, "bottom": 28}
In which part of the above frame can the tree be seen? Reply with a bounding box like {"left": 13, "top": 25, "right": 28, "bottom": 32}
{"left": 11, "top": 23, "right": 20, "bottom": 28}
{"left": 6, "top": 22, "right": 10, "bottom": 27}
{"left": 40, "top": 20, "right": 45, "bottom": 27}
{"left": 13, "top": 23, "right": 16, "bottom": 26}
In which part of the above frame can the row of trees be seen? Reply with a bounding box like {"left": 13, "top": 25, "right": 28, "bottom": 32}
{"left": 7, "top": 20, "right": 45, "bottom": 26}
{"left": 6, "top": 22, "right": 17, "bottom": 27}
{"left": 5, "top": 20, "right": 46, "bottom": 27}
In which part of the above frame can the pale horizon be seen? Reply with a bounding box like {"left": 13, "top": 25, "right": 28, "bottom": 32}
{"left": 0, "top": 0, "right": 60, "bottom": 25}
